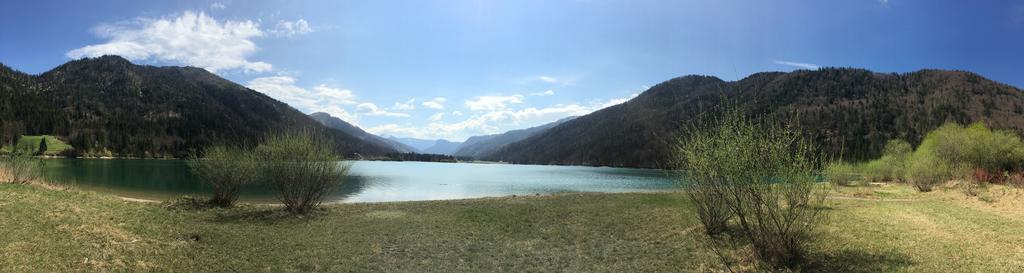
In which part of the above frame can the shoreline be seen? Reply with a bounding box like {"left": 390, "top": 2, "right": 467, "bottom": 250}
{"left": 35, "top": 156, "right": 670, "bottom": 170}
{"left": 111, "top": 189, "right": 679, "bottom": 205}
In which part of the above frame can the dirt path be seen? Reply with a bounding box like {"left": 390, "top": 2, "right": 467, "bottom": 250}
{"left": 118, "top": 197, "right": 161, "bottom": 203}
{"left": 827, "top": 196, "right": 925, "bottom": 202}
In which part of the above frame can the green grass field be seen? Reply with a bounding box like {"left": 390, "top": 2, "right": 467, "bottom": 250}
{"left": 0, "top": 135, "right": 73, "bottom": 155}
{"left": 0, "top": 183, "right": 1021, "bottom": 272}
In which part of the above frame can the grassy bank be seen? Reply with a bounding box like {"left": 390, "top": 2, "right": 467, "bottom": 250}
{"left": 1, "top": 183, "right": 1022, "bottom": 272}
{"left": 0, "top": 135, "right": 73, "bottom": 155}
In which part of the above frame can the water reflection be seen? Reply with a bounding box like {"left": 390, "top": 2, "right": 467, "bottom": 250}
{"left": 43, "top": 159, "right": 677, "bottom": 203}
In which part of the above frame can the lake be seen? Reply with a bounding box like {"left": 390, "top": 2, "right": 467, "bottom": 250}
{"left": 42, "top": 159, "right": 678, "bottom": 203}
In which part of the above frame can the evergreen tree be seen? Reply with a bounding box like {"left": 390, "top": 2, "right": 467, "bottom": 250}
{"left": 37, "top": 137, "right": 47, "bottom": 155}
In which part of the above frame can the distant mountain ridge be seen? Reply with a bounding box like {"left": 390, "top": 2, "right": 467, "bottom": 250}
{"left": 379, "top": 117, "right": 573, "bottom": 157}
{"left": 422, "top": 139, "right": 462, "bottom": 155}
{"left": 489, "top": 68, "right": 1024, "bottom": 168}
{"left": 386, "top": 137, "right": 462, "bottom": 155}
{"left": 386, "top": 136, "right": 439, "bottom": 152}
{"left": 0, "top": 55, "right": 397, "bottom": 157}
{"left": 453, "top": 117, "right": 575, "bottom": 159}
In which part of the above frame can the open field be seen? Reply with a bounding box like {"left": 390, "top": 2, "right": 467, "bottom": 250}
{"left": 1, "top": 183, "right": 1022, "bottom": 272}
{"left": 0, "top": 135, "right": 73, "bottom": 155}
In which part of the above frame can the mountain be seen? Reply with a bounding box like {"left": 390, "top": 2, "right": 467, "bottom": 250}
{"left": 0, "top": 55, "right": 396, "bottom": 157}
{"left": 309, "top": 112, "right": 416, "bottom": 153}
{"left": 385, "top": 136, "right": 464, "bottom": 155}
{"left": 387, "top": 137, "right": 438, "bottom": 152}
{"left": 422, "top": 139, "right": 462, "bottom": 155}
{"left": 454, "top": 117, "right": 575, "bottom": 159}
{"left": 489, "top": 68, "right": 1024, "bottom": 168}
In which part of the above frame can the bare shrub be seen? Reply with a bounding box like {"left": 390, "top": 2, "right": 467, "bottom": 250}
{"left": 961, "top": 180, "right": 983, "bottom": 197}
{"left": 258, "top": 129, "right": 350, "bottom": 214}
{"left": 677, "top": 104, "right": 830, "bottom": 268}
{"left": 163, "top": 196, "right": 217, "bottom": 210}
{"left": 1007, "top": 172, "right": 1024, "bottom": 188}
{"left": 188, "top": 145, "right": 261, "bottom": 207}
{"left": 670, "top": 166, "right": 731, "bottom": 235}
{"left": 0, "top": 149, "right": 43, "bottom": 184}
{"left": 971, "top": 168, "right": 1003, "bottom": 184}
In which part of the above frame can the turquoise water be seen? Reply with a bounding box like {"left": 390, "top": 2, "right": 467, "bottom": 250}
{"left": 42, "top": 159, "right": 678, "bottom": 203}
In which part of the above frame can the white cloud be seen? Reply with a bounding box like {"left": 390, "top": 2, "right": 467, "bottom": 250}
{"left": 422, "top": 97, "right": 447, "bottom": 109}
{"left": 527, "top": 75, "right": 577, "bottom": 85}
{"left": 774, "top": 60, "right": 820, "bottom": 70}
{"left": 465, "top": 95, "right": 524, "bottom": 111}
{"left": 357, "top": 103, "right": 410, "bottom": 117}
{"left": 248, "top": 76, "right": 414, "bottom": 124}
{"left": 537, "top": 76, "right": 560, "bottom": 83}
{"left": 380, "top": 92, "right": 639, "bottom": 140}
{"left": 67, "top": 11, "right": 272, "bottom": 73}
{"left": 418, "top": 104, "right": 588, "bottom": 139}
{"left": 210, "top": 2, "right": 226, "bottom": 9}
{"left": 268, "top": 19, "right": 313, "bottom": 37}
{"left": 319, "top": 106, "right": 359, "bottom": 124}
{"left": 247, "top": 77, "right": 636, "bottom": 141}
{"left": 429, "top": 113, "right": 445, "bottom": 122}
{"left": 392, "top": 99, "right": 416, "bottom": 110}
{"left": 592, "top": 93, "right": 639, "bottom": 109}
{"left": 247, "top": 76, "right": 319, "bottom": 108}
{"left": 247, "top": 76, "right": 371, "bottom": 125}
{"left": 530, "top": 90, "right": 555, "bottom": 96}
{"left": 312, "top": 84, "right": 356, "bottom": 105}
{"left": 366, "top": 124, "right": 426, "bottom": 138}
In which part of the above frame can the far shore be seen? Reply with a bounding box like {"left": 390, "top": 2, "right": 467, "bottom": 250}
{"left": 36, "top": 156, "right": 671, "bottom": 170}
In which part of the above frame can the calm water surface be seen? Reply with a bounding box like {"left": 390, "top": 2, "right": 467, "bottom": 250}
{"left": 42, "top": 159, "right": 677, "bottom": 203}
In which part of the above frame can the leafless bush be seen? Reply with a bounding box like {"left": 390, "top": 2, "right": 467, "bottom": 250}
{"left": 0, "top": 149, "right": 43, "bottom": 184}
{"left": 677, "top": 104, "right": 830, "bottom": 269}
{"left": 188, "top": 145, "right": 261, "bottom": 207}
{"left": 258, "top": 129, "right": 350, "bottom": 214}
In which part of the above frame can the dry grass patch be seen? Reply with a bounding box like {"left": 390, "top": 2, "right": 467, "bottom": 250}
{"left": 2, "top": 183, "right": 1022, "bottom": 272}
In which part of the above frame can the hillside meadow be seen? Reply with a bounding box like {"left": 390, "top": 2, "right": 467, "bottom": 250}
{"left": 1, "top": 182, "right": 1021, "bottom": 272}
{"left": 0, "top": 135, "right": 72, "bottom": 156}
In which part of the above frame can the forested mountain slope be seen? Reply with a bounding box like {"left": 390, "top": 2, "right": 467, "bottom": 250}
{"left": 0, "top": 56, "right": 395, "bottom": 157}
{"left": 490, "top": 68, "right": 1024, "bottom": 168}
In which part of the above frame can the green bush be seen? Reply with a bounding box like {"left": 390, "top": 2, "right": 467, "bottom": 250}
{"left": 922, "top": 123, "right": 1024, "bottom": 176}
{"left": 677, "top": 105, "right": 830, "bottom": 268}
{"left": 259, "top": 129, "right": 350, "bottom": 214}
{"left": 904, "top": 148, "right": 949, "bottom": 192}
{"left": 855, "top": 139, "right": 912, "bottom": 182}
{"left": 825, "top": 162, "right": 858, "bottom": 186}
{"left": 188, "top": 145, "right": 261, "bottom": 207}
{"left": 897, "top": 122, "right": 1024, "bottom": 192}
{"left": 859, "top": 160, "right": 890, "bottom": 182}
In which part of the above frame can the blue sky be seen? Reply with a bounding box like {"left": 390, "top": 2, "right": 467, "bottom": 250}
{"left": 2, "top": 0, "right": 1023, "bottom": 141}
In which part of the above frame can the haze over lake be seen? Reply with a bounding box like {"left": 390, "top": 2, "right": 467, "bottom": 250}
{"left": 42, "top": 159, "right": 676, "bottom": 203}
